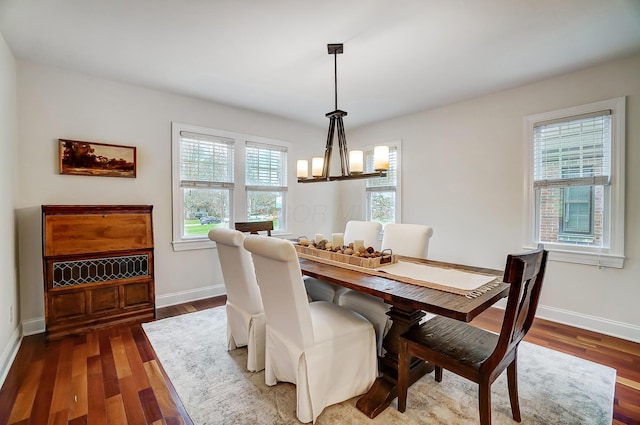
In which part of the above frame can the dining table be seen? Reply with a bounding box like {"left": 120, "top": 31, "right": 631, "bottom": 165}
{"left": 298, "top": 254, "right": 510, "bottom": 419}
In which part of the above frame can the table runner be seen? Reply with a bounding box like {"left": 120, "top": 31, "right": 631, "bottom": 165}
{"left": 297, "top": 253, "right": 502, "bottom": 298}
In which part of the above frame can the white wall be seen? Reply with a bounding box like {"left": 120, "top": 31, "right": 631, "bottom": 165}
{"left": 15, "top": 61, "right": 335, "bottom": 334}
{"left": 346, "top": 53, "right": 640, "bottom": 342}
{"left": 11, "top": 52, "right": 640, "bottom": 343}
{"left": 0, "top": 33, "right": 20, "bottom": 385}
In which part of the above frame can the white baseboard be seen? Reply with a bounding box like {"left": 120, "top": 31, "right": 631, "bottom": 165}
{"left": 536, "top": 304, "right": 640, "bottom": 343}
{"left": 0, "top": 325, "right": 22, "bottom": 389}
{"left": 155, "top": 284, "right": 226, "bottom": 309}
{"left": 22, "top": 317, "right": 45, "bottom": 336}
{"left": 492, "top": 299, "right": 640, "bottom": 343}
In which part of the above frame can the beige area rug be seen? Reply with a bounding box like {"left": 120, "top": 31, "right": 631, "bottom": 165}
{"left": 142, "top": 307, "right": 616, "bottom": 425}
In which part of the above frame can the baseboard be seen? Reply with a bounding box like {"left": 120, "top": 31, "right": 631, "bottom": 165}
{"left": 536, "top": 304, "right": 640, "bottom": 343}
{"left": 492, "top": 299, "right": 640, "bottom": 343}
{"left": 0, "top": 325, "right": 22, "bottom": 389}
{"left": 22, "top": 317, "right": 45, "bottom": 336}
{"left": 155, "top": 284, "right": 226, "bottom": 309}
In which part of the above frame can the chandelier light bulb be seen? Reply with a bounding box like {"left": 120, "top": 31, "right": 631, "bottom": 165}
{"left": 374, "top": 146, "right": 389, "bottom": 171}
{"left": 311, "top": 157, "right": 324, "bottom": 177}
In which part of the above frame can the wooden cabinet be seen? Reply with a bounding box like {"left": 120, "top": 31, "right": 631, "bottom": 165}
{"left": 42, "top": 205, "right": 155, "bottom": 339}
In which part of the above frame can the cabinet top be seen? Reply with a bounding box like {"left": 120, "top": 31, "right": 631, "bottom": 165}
{"left": 42, "top": 205, "right": 153, "bottom": 215}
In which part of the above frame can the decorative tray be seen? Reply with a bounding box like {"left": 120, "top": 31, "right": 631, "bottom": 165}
{"left": 294, "top": 244, "right": 398, "bottom": 269}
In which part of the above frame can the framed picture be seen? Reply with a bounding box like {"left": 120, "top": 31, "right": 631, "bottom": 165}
{"left": 58, "top": 139, "right": 137, "bottom": 178}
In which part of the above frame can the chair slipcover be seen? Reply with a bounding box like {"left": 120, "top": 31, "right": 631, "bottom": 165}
{"left": 244, "top": 235, "right": 377, "bottom": 424}
{"left": 339, "top": 223, "right": 434, "bottom": 356}
{"left": 208, "top": 228, "right": 266, "bottom": 372}
{"left": 304, "top": 220, "right": 382, "bottom": 303}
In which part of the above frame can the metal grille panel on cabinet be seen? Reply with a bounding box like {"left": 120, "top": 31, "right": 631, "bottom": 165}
{"left": 52, "top": 254, "right": 150, "bottom": 287}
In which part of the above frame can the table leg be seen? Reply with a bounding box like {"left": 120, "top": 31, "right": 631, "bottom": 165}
{"left": 356, "top": 306, "right": 434, "bottom": 418}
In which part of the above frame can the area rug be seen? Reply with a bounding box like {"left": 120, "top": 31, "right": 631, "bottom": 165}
{"left": 142, "top": 307, "right": 616, "bottom": 425}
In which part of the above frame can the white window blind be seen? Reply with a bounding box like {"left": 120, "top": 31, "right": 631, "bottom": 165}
{"left": 533, "top": 111, "right": 611, "bottom": 189}
{"left": 245, "top": 141, "right": 287, "bottom": 191}
{"left": 180, "top": 131, "right": 234, "bottom": 188}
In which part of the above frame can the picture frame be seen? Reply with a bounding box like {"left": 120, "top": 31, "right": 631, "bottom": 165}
{"left": 58, "top": 139, "right": 137, "bottom": 178}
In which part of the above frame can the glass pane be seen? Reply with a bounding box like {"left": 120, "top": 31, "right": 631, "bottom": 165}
{"left": 369, "top": 191, "right": 395, "bottom": 225}
{"left": 246, "top": 190, "right": 284, "bottom": 230}
{"left": 538, "top": 185, "right": 603, "bottom": 246}
{"left": 183, "top": 188, "right": 230, "bottom": 237}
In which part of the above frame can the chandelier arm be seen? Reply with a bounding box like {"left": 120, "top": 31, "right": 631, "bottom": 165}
{"left": 323, "top": 116, "right": 336, "bottom": 179}
{"left": 336, "top": 116, "right": 350, "bottom": 176}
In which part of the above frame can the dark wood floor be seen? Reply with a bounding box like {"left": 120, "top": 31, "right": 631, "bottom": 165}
{"left": 1, "top": 296, "right": 638, "bottom": 424}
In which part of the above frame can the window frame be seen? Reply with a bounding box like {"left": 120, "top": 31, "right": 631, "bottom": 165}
{"left": 523, "top": 97, "right": 625, "bottom": 268}
{"left": 364, "top": 140, "right": 402, "bottom": 225}
{"left": 171, "top": 122, "right": 290, "bottom": 251}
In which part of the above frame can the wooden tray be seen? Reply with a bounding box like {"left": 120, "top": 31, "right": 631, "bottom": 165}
{"left": 294, "top": 244, "right": 398, "bottom": 269}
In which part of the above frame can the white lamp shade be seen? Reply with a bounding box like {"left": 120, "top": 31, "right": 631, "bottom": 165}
{"left": 374, "top": 146, "right": 389, "bottom": 171}
{"left": 311, "top": 157, "right": 324, "bottom": 177}
{"left": 297, "top": 160, "right": 309, "bottom": 178}
{"left": 349, "top": 150, "right": 364, "bottom": 173}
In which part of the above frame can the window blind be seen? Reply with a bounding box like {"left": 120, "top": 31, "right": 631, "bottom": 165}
{"left": 533, "top": 111, "right": 611, "bottom": 189}
{"left": 245, "top": 141, "right": 287, "bottom": 190}
{"left": 180, "top": 131, "right": 234, "bottom": 188}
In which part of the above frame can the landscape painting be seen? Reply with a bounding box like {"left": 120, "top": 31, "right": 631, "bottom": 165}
{"left": 58, "top": 139, "right": 137, "bottom": 178}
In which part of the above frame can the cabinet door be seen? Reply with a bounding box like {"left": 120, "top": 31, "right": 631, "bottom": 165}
{"left": 122, "top": 282, "right": 152, "bottom": 308}
{"left": 49, "top": 290, "right": 86, "bottom": 321}
{"left": 90, "top": 286, "right": 120, "bottom": 314}
{"left": 44, "top": 213, "right": 153, "bottom": 256}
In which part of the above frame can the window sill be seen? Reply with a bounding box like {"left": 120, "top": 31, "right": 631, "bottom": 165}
{"left": 172, "top": 232, "right": 295, "bottom": 252}
{"left": 547, "top": 249, "right": 625, "bottom": 269}
{"left": 172, "top": 239, "right": 215, "bottom": 252}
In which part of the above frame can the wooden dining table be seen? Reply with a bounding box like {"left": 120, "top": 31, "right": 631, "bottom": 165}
{"left": 298, "top": 255, "right": 510, "bottom": 419}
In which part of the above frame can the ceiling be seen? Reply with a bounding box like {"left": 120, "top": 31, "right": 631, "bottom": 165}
{"left": 2, "top": 0, "right": 640, "bottom": 129}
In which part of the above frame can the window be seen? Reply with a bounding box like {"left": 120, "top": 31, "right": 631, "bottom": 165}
{"left": 365, "top": 141, "right": 401, "bottom": 225}
{"left": 245, "top": 141, "right": 287, "bottom": 230}
{"left": 524, "top": 98, "right": 625, "bottom": 268}
{"left": 172, "top": 122, "right": 289, "bottom": 251}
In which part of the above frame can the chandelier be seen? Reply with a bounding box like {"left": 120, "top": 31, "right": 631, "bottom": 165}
{"left": 297, "top": 43, "right": 389, "bottom": 183}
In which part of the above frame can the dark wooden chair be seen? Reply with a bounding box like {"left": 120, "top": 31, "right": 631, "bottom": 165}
{"left": 397, "top": 245, "right": 548, "bottom": 425}
{"left": 235, "top": 220, "right": 273, "bottom": 236}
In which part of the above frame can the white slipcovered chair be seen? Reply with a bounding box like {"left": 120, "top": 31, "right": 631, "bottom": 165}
{"left": 338, "top": 223, "right": 434, "bottom": 356}
{"left": 208, "top": 228, "right": 266, "bottom": 372}
{"left": 243, "top": 235, "right": 377, "bottom": 424}
{"left": 304, "top": 220, "right": 382, "bottom": 303}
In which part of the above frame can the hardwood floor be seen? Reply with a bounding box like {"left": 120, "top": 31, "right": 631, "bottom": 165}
{"left": 1, "top": 297, "right": 638, "bottom": 424}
